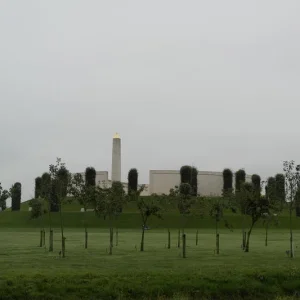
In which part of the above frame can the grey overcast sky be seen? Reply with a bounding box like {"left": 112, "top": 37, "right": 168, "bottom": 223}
{"left": 1, "top": 0, "right": 300, "bottom": 204}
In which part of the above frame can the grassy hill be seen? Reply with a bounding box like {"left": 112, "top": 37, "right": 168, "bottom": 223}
{"left": 1, "top": 196, "right": 300, "bottom": 229}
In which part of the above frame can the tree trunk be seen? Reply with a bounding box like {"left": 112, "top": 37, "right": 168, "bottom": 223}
{"left": 140, "top": 228, "right": 145, "bottom": 252}
{"left": 177, "top": 229, "right": 181, "bottom": 248}
{"left": 40, "top": 230, "right": 43, "bottom": 247}
{"left": 167, "top": 229, "right": 171, "bottom": 249}
{"left": 216, "top": 220, "right": 219, "bottom": 254}
{"left": 85, "top": 229, "right": 88, "bottom": 249}
{"left": 59, "top": 204, "right": 65, "bottom": 258}
{"left": 216, "top": 233, "right": 220, "bottom": 254}
{"left": 290, "top": 208, "right": 294, "bottom": 258}
{"left": 196, "top": 230, "right": 198, "bottom": 246}
{"left": 48, "top": 209, "right": 53, "bottom": 252}
{"left": 182, "top": 233, "right": 186, "bottom": 258}
{"left": 109, "top": 227, "right": 113, "bottom": 255}
{"left": 43, "top": 229, "right": 46, "bottom": 247}
{"left": 245, "top": 224, "right": 255, "bottom": 253}
{"left": 265, "top": 224, "right": 268, "bottom": 247}
{"left": 116, "top": 228, "right": 118, "bottom": 247}
{"left": 49, "top": 230, "right": 53, "bottom": 252}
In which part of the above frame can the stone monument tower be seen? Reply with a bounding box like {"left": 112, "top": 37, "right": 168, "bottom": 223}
{"left": 111, "top": 133, "right": 121, "bottom": 182}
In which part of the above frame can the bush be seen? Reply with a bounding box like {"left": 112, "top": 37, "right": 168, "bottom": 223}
{"left": 251, "top": 174, "right": 261, "bottom": 191}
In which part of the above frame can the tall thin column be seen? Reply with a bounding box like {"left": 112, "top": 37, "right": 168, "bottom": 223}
{"left": 111, "top": 133, "right": 121, "bottom": 182}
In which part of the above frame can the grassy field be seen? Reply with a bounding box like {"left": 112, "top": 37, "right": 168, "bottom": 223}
{"left": 1, "top": 227, "right": 300, "bottom": 299}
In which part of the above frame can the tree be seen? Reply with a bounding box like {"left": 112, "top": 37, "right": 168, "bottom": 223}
{"left": 275, "top": 173, "right": 285, "bottom": 209}
{"left": 0, "top": 183, "right": 10, "bottom": 211}
{"left": 128, "top": 168, "right": 138, "bottom": 195}
{"left": 223, "top": 168, "right": 233, "bottom": 196}
{"left": 170, "top": 183, "right": 195, "bottom": 248}
{"left": 208, "top": 196, "right": 235, "bottom": 254}
{"left": 191, "top": 167, "right": 198, "bottom": 196}
{"left": 85, "top": 167, "right": 96, "bottom": 187}
{"left": 180, "top": 165, "right": 192, "bottom": 184}
{"left": 136, "top": 189, "right": 162, "bottom": 252}
{"left": 29, "top": 198, "right": 47, "bottom": 247}
{"left": 235, "top": 169, "right": 246, "bottom": 192}
{"left": 49, "top": 158, "right": 70, "bottom": 258}
{"left": 180, "top": 165, "right": 198, "bottom": 196}
{"left": 251, "top": 174, "right": 261, "bottom": 193}
{"left": 69, "top": 173, "right": 93, "bottom": 249}
{"left": 261, "top": 208, "right": 279, "bottom": 247}
{"left": 238, "top": 181, "right": 278, "bottom": 252}
{"left": 11, "top": 182, "right": 21, "bottom": 211}
{"left": 95, "top": 181, "right": 126, "bottom": 254}
{"left": 283, "top": 161, "right": 300, "bottom": 258}
{"left": 267, "top": 177, "right": 276, "bottom": 202}
{"left": 40, "top": 172, "right": 53, "bottom": 251}
{"left": 35, "top": 177, "right": 42, "bottom": 199}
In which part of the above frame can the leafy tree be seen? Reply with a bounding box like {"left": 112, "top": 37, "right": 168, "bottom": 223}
{"left": 180, "top": 165, "right": 198, "bottom": 196}
{"left": 275, "top": 173, "right": 285, "bottom": 209}
{"left": 41, "top": 173, "right": 51, "bottom": 199}
{"left": 40, "top": 172, "right": 53, "bottom": 251}
{"left": 180, "top": 165, "right": 192, "bottom": 184}
{"left": 170, "top": 183, "right": 195, "bottom": 247}
{"left": 251, "top": 174, "right": 261, "bottom": 192}
{"left": 223, "top": 168, "right": 233, "bottom": 196}
{"left": 267, "top": 177, "right": 276, "bottom": 202}
{"left": 209, "top": 197, "right": 234, "bottom": 254}
{"left": 284, "top": 161, "right": 300, "bottom": 258}
{"left": 95, "top": 181, "right": 126, "bottom": 254}
{"left": 69, "top": 173, "right": 93, "bottom": 249}
{"left": 35, "top": 177, "right": 42, "bottom": 199}
{"left": 134, "top": 186, "right": 162, "bottom": 252}
{"left": 11, "top": 182, "right": 21, "bottom": 211}
{"left": 261, "top": 208, "right": 279, "bottom": 247}
{"left": 49, "top": 158, "right": 70, "bottom": 258}
{"left": 128, "top": 168, "right": 138, "bottom": 195}
{"left": 85, "top": 167, "right": 96, "bottom": 187}
{"left": 29, "top": 198, "right": 47, "bottom": 247}
{"left": 235, "top": 169, "right": 246, "bottom": 192}
{"left": 191, "top": 167, "right": 198, "bottom": 196}
{"left": 238, "top": 181, "right": 278, "bottom": 252}
{"left": 0, "top": 183, "right": 10, "bottom": 211}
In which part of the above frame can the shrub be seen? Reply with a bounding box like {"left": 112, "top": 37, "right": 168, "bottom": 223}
{"left": 35, "top": 177, "right": 42, "bottom": 199}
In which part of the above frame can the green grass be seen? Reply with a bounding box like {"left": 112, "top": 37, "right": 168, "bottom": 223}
{"left": 1, "top": 227, "right": 300, "bottom": 299}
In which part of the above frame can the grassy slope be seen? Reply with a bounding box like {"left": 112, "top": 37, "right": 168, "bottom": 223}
{"left": 1, "top": 197, "right": 299, "bottom": 229}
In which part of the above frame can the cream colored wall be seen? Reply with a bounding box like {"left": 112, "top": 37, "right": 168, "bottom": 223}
{"left": 149, "top": 170, "right": 253, "bottom": 196}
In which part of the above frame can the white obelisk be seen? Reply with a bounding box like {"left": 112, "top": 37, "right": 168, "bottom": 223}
{"left": 111, "top": 133, "right": 121, "bottom": 182}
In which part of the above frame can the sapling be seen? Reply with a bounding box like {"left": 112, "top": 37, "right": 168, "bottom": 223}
{"left": 136, "top": 186, "right": 162, "bottom": 252}
{"left": 69, "top": 173, "right": 93, "bottom": 249}
{"left": 283, "top": 161, "right": 300, "bottom": 258}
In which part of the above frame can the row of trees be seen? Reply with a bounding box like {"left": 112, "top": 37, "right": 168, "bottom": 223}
{"left": 26, "top": 160, "right": 300, "bottom": 259}
{"left": 0, "top": 182, "right": 22, "bottom": 211}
